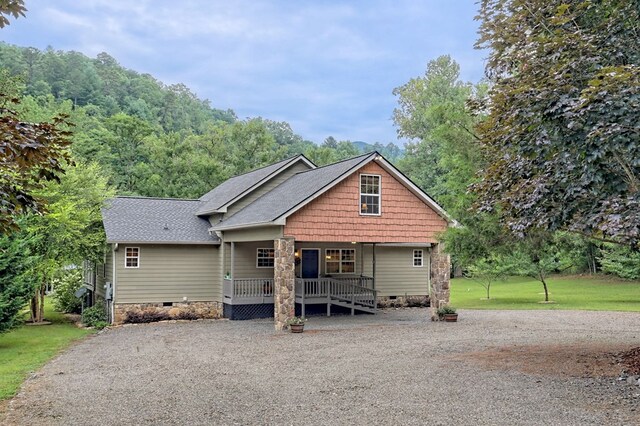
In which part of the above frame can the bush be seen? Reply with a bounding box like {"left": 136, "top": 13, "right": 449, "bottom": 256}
{"left": 176, "top": 311, "right": 198, "bottom": 320}
{"left": 82, "top": 303, "right": 107, "bottom": 327}
{"left": 600, "top": 245, "right": 640, "bottom": 280}
{"left": 124, "top": 310, "right": 170, "bottom": 324}
{"left": 50, "top": 269, "right": 83, "bottom": 314}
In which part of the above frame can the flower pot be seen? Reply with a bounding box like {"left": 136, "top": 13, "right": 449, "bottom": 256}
{"left": 443, "top": 313, "right": 458, "bottom": 322}
{"left": 290, "top": 324, "right": 304, "bottom": 333}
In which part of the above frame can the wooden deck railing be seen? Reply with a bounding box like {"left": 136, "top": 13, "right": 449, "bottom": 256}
{"left": 223, "top": 278, "right": 274, "bottom": 304}
{"left": 295, "top": 277, "right": 377, "bottom": 310}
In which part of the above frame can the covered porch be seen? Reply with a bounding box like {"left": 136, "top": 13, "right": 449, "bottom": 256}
{"left": 221, "top": 239, "right": 379, "bottom": 320}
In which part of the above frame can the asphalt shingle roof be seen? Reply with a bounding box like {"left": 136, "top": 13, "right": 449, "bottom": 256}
{"left": 102, "top": 197, "right": 218, "bottom": 244}
{"left": 212, "top": 152, "right": 375, "bottom": 229}
{"left": 196, "top": 155, "right": 306, "bottom": 215}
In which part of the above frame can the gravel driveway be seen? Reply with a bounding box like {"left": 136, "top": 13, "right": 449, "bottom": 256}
{"left": 4, "top": 309, "right": 640, "bottom": 425}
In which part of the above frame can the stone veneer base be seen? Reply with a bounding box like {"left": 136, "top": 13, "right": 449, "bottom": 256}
{"left": 113, "top": 301, "right": 223, "bottom": 325}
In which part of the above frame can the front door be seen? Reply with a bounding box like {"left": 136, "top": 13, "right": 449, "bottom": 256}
{"left": 301, "top": 249, "right": 320, "bottom": 279}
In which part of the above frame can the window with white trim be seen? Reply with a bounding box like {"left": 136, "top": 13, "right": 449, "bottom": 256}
{"left": 360, "top": 174, "right": 380, "bottom": 215}
{"left": 325, "top": 249, "right": 355, "bottom": 274}
{"left": 125, "top": 247, "right": 140, "bottom": 268}
{"left": 256, "top": 248, "right": 275, "bottom": 268}
{"left": 413, "top": 249, "right": 424, "bottom": 267}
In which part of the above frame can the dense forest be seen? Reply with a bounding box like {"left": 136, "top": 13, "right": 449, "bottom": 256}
{"left": 0, "top": 42, "right": 404, "bottom": 199}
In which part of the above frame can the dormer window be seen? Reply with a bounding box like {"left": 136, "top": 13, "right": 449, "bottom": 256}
{"left": 360, "top": 174, "right": 381, "bottom": 215}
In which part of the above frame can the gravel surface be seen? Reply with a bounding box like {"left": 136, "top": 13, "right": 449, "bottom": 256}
{"left": 4, "top": 309, "right": 640, "bottom": 425}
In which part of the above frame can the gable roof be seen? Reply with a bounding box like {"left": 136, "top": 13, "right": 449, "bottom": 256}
{"left": 102, "top": 197, "right": 219, "bottom": 244}
{"left": 211, "top": 151, "right": 454, "bottom": 231}
{"left": 196, "top": 154, "right": 315, "bottom": 215}
{"left": 211, "top": 153, "right": 375, "bottom": 230}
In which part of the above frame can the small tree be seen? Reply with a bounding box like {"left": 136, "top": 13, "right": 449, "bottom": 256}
{"left": 465, "top": 254, "right": 513, "bottom": 300}
{"left": 510, "top": 231, "right": 559, "bottom": 303}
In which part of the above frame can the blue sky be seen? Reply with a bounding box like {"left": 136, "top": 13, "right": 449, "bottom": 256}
{"left": 2, "top": 0, "right": 485, "bottom": 145}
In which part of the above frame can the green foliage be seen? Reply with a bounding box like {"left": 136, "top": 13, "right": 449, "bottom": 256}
{"left": 474, "top": 0, "right": 640, "bottom": 245}
{"left": 0, "top": 230, "right": 39, "bottom": 333}
{"left": 600, "top": 245, "right": 640, "bottom": 280}
{"left": 465, "top": 254, "right": 514, "bottom": 299}
{"left": 50, "top": 269, "right": 83, "bottom": 314}
{"left": 286, "top": 316, "right": 306, "bottom": 326}
{"left": 0, "top": 0, "right": 26, "bottom": 28}
{"left": 393, "top": 55, "right": 485, "bottom": 218}
{"left": 0, "top": 70, "right": 72, "bottom": 233}
{"left": 81, "top": 303, "right": 107, "bottom": 327}
{"left": 436, "top": 305, "right": 457, "bottom": 315}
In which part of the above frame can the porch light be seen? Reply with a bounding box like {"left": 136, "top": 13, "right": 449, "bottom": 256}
{"left": 294, "top": 250, "right": 299, "bottom": 258}
{"left": 351, "top": 241, "right": 357, "bottom": 244}
{"left": 326, "top": 255, "right": 331, "bottom": 260}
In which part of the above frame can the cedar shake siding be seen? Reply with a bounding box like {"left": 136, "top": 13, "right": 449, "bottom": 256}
{"left": 284, "top": 162, "right": 447, "bottom": 243}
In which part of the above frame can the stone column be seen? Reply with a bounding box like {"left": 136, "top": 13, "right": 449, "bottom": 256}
{"left": 429, "top": 243, "right": 451, "bottom": 320}
{"left": 274, "top": 237, "right": 295, "bottom": 331}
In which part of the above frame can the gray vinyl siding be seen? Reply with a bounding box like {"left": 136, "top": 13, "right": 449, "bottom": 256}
{"left": 362, "top": 246, "right": 430, "bottom": 297}
{"left": 225, "top": 162, "right": 311, "bottom": 217}
{"left": 223, "top": 226, "right": 283, "bottom": 242}
{"left": 114, "top": 244, "right": 220, "bottom": 304}
{"left": 228, "top": 241, "right": 275, "bottom": 279}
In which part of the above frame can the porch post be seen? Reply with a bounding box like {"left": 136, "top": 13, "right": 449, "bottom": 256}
{"left": 274, "top": 237, "right": 295, "bottom": 331}
{"left": 429, "top": 243, "right": 451, "bottom": 320}
{"left": 372, "top": 243, "right": 376, "bottom": 290}
{"left": 230, "top": 242, "right": 235, "bottom": 279}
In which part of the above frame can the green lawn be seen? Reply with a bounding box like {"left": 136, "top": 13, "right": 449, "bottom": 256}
{"left": 451, "top": 275, "right": 640, "bottom": 312}
{"left": 0, "top": 301, "right": 94, "bottom": 400}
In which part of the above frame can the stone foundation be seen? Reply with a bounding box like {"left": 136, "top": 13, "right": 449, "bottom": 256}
{"left": 113, "top": 301, "right": 223, "bottom": 325}
{"left": 429, "top": 243, "right": 451, "bottom": 320}
{"left": 274, "top": 237, "right": 295, "bottom": 331}
{"left": 377, "top": 295, "right": 430, "bottom": 309}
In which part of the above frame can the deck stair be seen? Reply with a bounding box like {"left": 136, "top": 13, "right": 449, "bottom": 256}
{"left": 295, "top": 277, "right": 377, "bottom": 316}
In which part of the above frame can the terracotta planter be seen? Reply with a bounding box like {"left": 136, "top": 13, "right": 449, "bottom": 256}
{"left": 443, "top": 313, "right": 458, "bottom": 322}
{"left": 290, "top": 324, "right": 304, "bottom": 333}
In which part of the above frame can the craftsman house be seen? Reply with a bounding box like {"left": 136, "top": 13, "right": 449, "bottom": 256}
{"left": 93, "top": 152, "right": 453, "bottom": 329}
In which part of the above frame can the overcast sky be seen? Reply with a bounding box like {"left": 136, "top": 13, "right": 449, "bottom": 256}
{"left": 2, "top": 0, "right": 485, "bottom": 145}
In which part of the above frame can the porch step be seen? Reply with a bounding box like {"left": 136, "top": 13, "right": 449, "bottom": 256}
{"left": 329, "top": 298, "right": 376, "bottom": 314}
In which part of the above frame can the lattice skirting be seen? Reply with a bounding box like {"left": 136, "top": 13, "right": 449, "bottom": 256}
{"left": 223, "top": 303, "right": 273, "bottom": 320}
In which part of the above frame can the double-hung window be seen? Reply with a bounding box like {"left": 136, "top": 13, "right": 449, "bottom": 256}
{"left": 325, "top": 249, "right": 355, "bottom": 274}
{"left": 413, "top": 249, "right": 424, "bottom": 267}
{"left": 360, "top": 174, "right": 381, "bottom": 215}
{"left": 256, "top": 248, "right": 275, "bottom": 268}
{"left": 125, "top": 247, "right": 140, "bottom": 268}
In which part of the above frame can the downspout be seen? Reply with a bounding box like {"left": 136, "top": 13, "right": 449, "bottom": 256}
{"left": 111, "top": 244, "right": 117, "bottom": 323}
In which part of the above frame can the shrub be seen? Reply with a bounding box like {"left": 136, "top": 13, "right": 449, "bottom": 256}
{"left": 176, "top": 311, "right": 198, "bottom": 320}
{"left": 600, "top": 245, "right": 640, "bottom": 280}
{"left": 437, "top": 305, "right": 457, "bottom": 316}
{"left": 124, "top": 310, "right": 171, "bottom": 324}
{"left": 82, "top": 303, "right": 107, "bottom": 327}
{"left": 51, "top": 269, "right": 83, "bottom": 314}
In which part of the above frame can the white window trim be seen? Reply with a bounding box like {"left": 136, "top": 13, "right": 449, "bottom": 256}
{"left": 256, "top": 248, "right": 275, "bottom": 268}
{"left": 325, "top": 248, "right": 356, "bottom": 274}
{"left": 124, "top": 247, "right": 140, "bottom": 269}
{"left": 413, "top": 249, "right": 424, "bottom": 267}
{"left": 359, "top": 173, "right": 381, "bottom": 216}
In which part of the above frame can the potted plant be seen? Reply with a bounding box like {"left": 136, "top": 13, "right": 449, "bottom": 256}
{"left": 287, "top": 316, "right": 306, "bottom": 333}
{"left": 437, "top": 305, "right": 458, "bottom": 322}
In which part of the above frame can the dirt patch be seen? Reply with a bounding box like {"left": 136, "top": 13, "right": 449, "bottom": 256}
{"left": 617, "top": 346, "right": 640, "bottom": 375}
{"left": 451, "top": 343, "right": 637, "bottom": 378}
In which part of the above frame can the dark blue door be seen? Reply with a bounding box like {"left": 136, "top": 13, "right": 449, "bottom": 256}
{"left": 301, "top": 250, "right": 319, "bottom": 278}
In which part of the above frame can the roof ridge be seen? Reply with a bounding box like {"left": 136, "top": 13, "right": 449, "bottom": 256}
{"left": 295, "top": 151, "right": 376, "bottom": 175}
{"left": 115, "top": 196, "right": 200, "bottom": 201}
{"left": 222, "top": 154, "right": 303, "bottom": 181}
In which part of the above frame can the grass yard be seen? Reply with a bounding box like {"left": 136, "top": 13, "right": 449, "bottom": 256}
{"left": 451, "top": 274, "right": 640, "bottom": 312}
{"left": 0, "top": 301, "right": 93, "bottom": 400}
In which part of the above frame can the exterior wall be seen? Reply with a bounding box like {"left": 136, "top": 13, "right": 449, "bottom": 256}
{"left": 114, "top": 244, "right": 220, "bottom": 304}
{"left": 295, "top": 241, "right": 364, "bottom": 276}
{"left": 228, "top": 241, "right": 275, "bottom": 279}
{"left": 225, "top": 162, "right": 311, "bottom": 217}
{"left": 284, "top": 161, "right": 447, "bottom": 243}
{"left": 223, "top": 226, "right": 283, "bottom": 242}
{"left": 362, "top": 245, "right": 430, "bottom": 297}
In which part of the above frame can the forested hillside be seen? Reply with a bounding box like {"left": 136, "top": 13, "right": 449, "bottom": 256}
{"left": 0, "top": 42, "right": 403, "bottom": 199}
